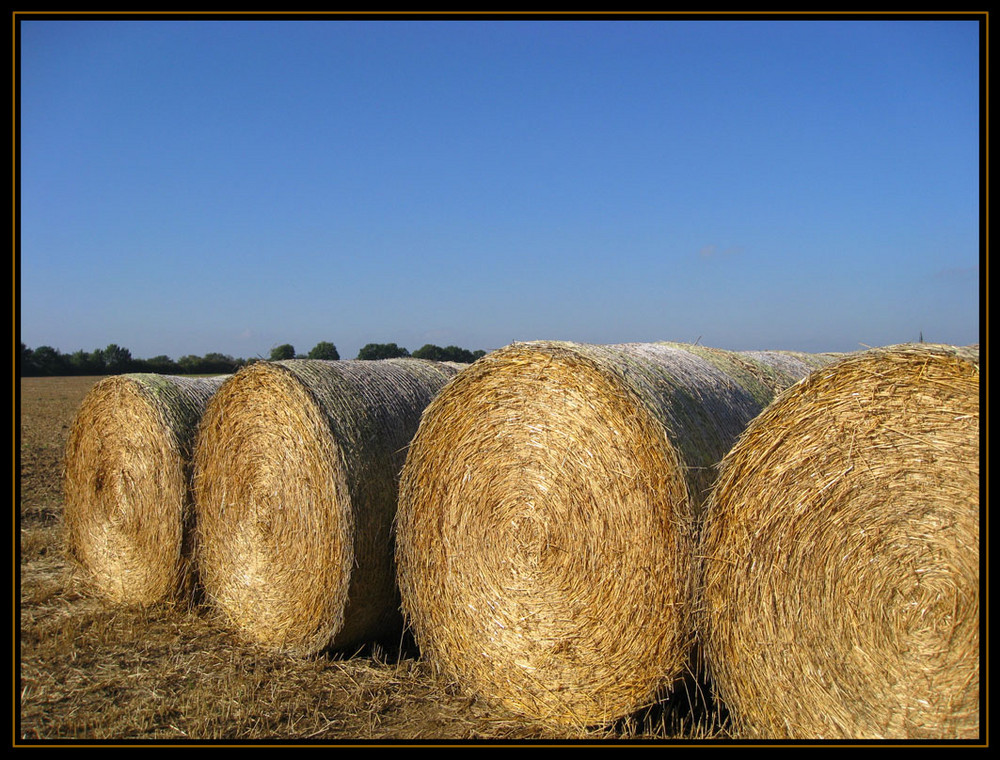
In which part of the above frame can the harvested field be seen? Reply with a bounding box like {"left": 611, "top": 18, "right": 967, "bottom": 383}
{"left": 395, "top": 341, "right": 838, "bottom": 728}
{"left": 698, "top": 344, "right": 981, "bottom": 740}
{"left": 17, "top": 350, "right": 980, "bottom": 743}
{"left": 18, "top": 374, "right": 720, "bottom": 742}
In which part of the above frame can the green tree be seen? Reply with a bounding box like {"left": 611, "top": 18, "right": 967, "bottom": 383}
{"left": 357, "top": 343, "right": 410, "bottom": 360}
{"left": 103, "top": 344, "right": 133, "bottom": 374}
{"left": 68, "top": 349, "right": 104, "bottom": 375}
{"left": 177, "top": 355, "right": 204, "bottom": 374}
{"left": 201, "top": 353, "right": 240, "bottom": 374}
{"left": 26, "top": 345, "right": 69, "bottom": 376}
{"left": 308, "top": 341, "right": 340, "bottom": 360}
{"left": 411, "top": 344, "right": 447, "bottom": 361}
{"left": 269, "top": 344, "right": 296, "bottom": 361}
{"left": 412, "top": 344, "right": 480, "bottom": 363}
{"left": 442, "top": 345, "right": 476, "bottom": 363}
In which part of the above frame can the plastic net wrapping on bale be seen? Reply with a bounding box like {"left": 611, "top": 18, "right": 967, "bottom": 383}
{"left": 192, "top": 358, "right": 462, "bottom": 657}
{"left": 63, "top": 373, "right": 228, "bottom": 606}
{"left": 698, "top": 344, "right": 980, "bottom": 740}
{"left": 395, "top": 340, "right": 837, "bottom": 726}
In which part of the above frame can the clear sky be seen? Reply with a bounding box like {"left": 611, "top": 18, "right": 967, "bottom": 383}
{"left": 18, "top": 15, "right": 982, "bottom": 360}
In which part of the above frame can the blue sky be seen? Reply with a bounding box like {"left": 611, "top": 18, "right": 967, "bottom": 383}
{"left": 18, "top": 15, "right": 982, "bottom": 360}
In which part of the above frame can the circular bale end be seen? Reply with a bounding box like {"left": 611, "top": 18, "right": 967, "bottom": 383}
{"left": 699, "top": 344, "right": 980, "bottom": 739}
{"left": 398, "top": 344, "right": 691, "bottom": 725}
{"left": 193, "top": 359, "right": 460, "bottom": 657}
{"left": 396, "top": 341, "right": 826, "bottom": 726}
{"left": 63, "top": 374, "right": 225, "bottom": 606}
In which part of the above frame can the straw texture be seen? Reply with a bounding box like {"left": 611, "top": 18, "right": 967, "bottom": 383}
{"left": 192, "top": 358, "right": 462, "bottom": 656}
{"left": 699, "top": 344, "right": 980, "bottom": 739}
{"left": 395, "top": 340, "right": 836, "bottom": 726}
{"left": 63, "top": 373, "right": 227, "bottom": 606}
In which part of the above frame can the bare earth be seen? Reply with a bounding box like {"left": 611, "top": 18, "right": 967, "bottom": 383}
{"left": 16, "top": 375, "right": 725, "bottom": 744}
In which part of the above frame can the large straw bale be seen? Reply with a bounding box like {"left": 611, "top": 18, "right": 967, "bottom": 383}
{"left": 698, "top": 344, "right": 980, "bottom": 739}
{"left": 395, "top": 340, "right": 837, "bottom": 726}
{"left": 192, "top": 358, "right": 462, "bottom": 656}
{"left": 63, "top": 373, "right": 228, "bottom": 606}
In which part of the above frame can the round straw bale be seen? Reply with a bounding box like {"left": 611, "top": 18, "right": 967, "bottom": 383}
{"left": 192, "top": 358, "right": 462, "bottom": 656}
{"left": 63, "top": 373, "right": 228, "bottom": 606}
{"left": 698, "top": 344, "right": 980, "bottom": 739}
{"left": 395, "top": 340, "right": 835, "bottom": 726}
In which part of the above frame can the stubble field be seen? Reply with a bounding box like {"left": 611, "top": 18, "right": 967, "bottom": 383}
{"left": 16, "top": 375, "right": 722, "bottom": 744}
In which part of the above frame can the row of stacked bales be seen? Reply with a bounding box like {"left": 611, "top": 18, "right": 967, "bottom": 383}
{"left": 62, "top": 359, "right": 461, "bottom": 641}
{"left": 394, "top": 340, "right": 839, "bottom": 727}
{"left": 59, "top": 342, "right": 980, "bottom": 739}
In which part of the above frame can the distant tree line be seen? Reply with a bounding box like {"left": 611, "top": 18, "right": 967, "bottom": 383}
{"left": 19, "top": 343, "right": 254, "bottom": 377}
{"left": 356, "top": 343, "right": 487, "bottom": 363}
{"left": 20, "top": 340, "right": 487, "bottom": 376}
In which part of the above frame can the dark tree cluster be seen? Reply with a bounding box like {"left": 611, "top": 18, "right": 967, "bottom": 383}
{"left": 410, "top": 344, "right": 486, "bottom": 364}
{"left": 356, "top": 343, "right": 411, "bottom": 360}
{"left": 355, "top": 343, "right": 486, "bottom": 362}
{"left": 267, "top": 342, "right": 342, "bottom": 361}
{"left": 19, "top": 343, "right": 249, "bottom": 377}
{"left": 20, "top": 339, "right": 487, "bottom": 376}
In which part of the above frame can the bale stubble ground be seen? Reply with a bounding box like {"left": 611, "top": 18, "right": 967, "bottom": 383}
{"left": 18, "top": 375, "right": 719, "bottom": 742}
